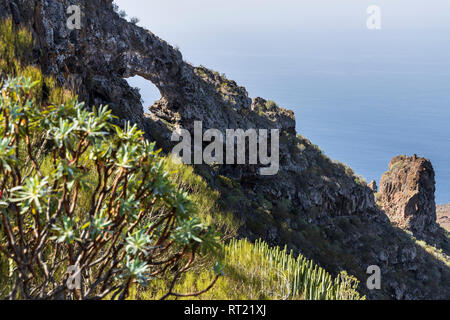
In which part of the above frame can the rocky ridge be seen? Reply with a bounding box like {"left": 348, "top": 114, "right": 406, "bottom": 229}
{"left": 1, "top": 0, "right": 449, "bottom": 299}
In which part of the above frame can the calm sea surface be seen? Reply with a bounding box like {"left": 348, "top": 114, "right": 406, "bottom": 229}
{"left": 128, "top": 29, "right": 450, "bottom": 204}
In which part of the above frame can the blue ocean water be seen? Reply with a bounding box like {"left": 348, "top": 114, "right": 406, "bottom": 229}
{"left": 128, "top": 29, "right": 450, "bottom": 204}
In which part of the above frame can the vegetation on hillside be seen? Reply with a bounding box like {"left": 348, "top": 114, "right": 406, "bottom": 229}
{"left": 0, "top": 19, "right": 365, "bottom": 300}
{"left": 0, "top": 77, "right": 222, "bottom": 299}
{"left": 133, "top": 239, "right": 364, "bottom": 300}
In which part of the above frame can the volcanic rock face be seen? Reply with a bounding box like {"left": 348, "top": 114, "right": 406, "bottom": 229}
{"left": 368, "top": 180, "right": 378, "bottom": 193}
{"left": 1, "top": 0, "right": 189, "bottom": 131}
{"left": 380, "top": 155, "right": 438, "bottom": 236}
{"left": 1, "top": 0, "right": 449, "bottom": 300}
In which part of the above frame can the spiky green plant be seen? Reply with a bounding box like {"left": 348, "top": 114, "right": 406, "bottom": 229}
{"left": 135, "top": 238, "right": 364, "bottom": 300}
{"left": 0, "top": 77, "right": 221, "bottom": 300}
{"left": 225, "top": 239, "right": 364, "bottom": 300}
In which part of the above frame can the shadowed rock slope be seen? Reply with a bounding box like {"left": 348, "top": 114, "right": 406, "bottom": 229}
{"left": 1, "top": 0, "right": 449, "bottom": 299}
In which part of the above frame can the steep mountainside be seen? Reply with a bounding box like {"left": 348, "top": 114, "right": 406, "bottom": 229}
{"left": 1, "top": 0, "right": 448, "bottom": 299}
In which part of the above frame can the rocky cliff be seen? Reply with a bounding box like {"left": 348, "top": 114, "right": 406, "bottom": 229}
{"left": 380, "top": 155, "right": 438, "bottom": 238}
{"left": 1, "top": 0, "right": 449, "bottom": 299}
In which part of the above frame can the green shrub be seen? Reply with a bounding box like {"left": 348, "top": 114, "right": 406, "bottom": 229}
{"left": 161, "top": 158, "right": 241, "bottom": 240}
{"left": 0, "top": 77, "right": 220, "bottom": 300}
{"left": 274, "top": 198, "right": 293, "bottom": 219}
{"left": 217, "top": 175, "right": 249, "bottom": 210}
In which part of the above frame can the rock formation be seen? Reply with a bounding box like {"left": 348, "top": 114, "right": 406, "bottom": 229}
{"left": 437, "top": 204, "right": 450, "bottom": 231}
{"left": 1, "top": 0, "right": 449, "bottom": 300}
{"left": 380, "top": 155, "right": 438, "bottom": 237}
{"left": 368, "top": 180, "right": 378, "bottom": 193}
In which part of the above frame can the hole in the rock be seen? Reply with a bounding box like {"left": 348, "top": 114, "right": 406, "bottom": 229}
{"left": 126, "top": 75, "right": 161, "bottom": 111}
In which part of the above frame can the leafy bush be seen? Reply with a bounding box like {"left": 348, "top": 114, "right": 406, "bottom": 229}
{"left": 161, "top": 158, "right": 240, "bottom": 241}
{"left": 0, "top": 77, "right": 220, "bottom": 299}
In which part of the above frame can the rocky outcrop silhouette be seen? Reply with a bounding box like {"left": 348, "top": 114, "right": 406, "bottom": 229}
{"left": 368, "top": 180, "right": 378, "bottom": 193}
{"left": 1, "top": 0, "right": 449, "bottom": 299}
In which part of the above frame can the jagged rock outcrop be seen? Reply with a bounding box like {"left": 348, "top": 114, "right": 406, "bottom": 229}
{"left": 1, "top": 0, "right": 449, "bottom": 300}
{"left": 368, "top": 180, "right": 378, "bottom": 193}
{"left": 380, "top": 155, "right": 438, "bottom": 236}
